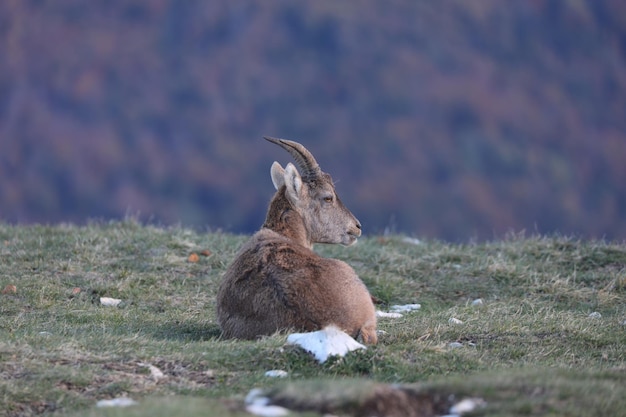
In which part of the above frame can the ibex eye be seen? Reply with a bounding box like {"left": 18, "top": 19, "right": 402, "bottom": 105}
{"left": 323, "top": 196, "right": 333, "bottom": 203}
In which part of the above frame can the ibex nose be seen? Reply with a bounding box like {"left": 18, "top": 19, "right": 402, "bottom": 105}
{"left": 354, "top": 219, "right": 362, "bottom": 237}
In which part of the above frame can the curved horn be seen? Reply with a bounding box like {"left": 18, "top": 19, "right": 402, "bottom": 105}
{"left": 263, "top": 136, "right": 321, "bottom": 180}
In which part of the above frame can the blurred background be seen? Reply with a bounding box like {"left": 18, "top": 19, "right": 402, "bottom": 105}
{"left": 1, "top": 0, "right": 625, "bottom": 242}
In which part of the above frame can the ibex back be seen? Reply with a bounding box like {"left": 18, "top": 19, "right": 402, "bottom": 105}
{"left": 216, "top": 137, "right": 377, "bottom": 344}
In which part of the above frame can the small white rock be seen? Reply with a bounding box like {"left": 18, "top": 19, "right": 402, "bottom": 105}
{"left": 96, "top": 397, "right": 138, "bottom": 408}
{"left": 448, "top": 317, "right": 464, "bottom": 325}
{"left": 471, "top": 298, "right": 483, "bottom": 306}
{"left": 588, "top": 312, "right": 602, "bottom": 319}
{"left": 264, "top": 370, "right": 288, "bottom": 378}
{"left": 376, "top": 311, "right": 403, "bottom": 318}
{"left": 390, "top": 303, "right": 421, "bottom": 313}
{"left": 100, "top": 297, "right": 122, "bottom": 307}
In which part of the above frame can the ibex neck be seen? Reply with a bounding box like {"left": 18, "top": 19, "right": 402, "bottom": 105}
{"left": 262, "top": 188, "right": 312, "bottom": 248}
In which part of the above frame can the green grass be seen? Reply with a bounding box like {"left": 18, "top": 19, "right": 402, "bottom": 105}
{"left": 1, "top": 221, "right": 624, "bottom": 416}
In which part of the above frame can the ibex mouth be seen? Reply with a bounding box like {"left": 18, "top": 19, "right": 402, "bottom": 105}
{"left": 345, "top": 225, "right": 362, "bottom": 246}
{"left": 344, "top": 233, "right": 359, "bottom": 246}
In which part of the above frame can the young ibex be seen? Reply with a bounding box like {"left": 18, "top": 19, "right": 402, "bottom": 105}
{"left": 216, "top": 136, "right": 377, "bottom": 344}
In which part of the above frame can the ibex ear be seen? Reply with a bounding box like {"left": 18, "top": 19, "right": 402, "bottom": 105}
{"left": 283, "top": 162, "right": 303, "bottom": 204}
{"left": 270, "top": 162, "right": 285, "bottom": 190}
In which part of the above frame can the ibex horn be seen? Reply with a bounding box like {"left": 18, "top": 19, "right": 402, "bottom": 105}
{"left": 264, "top": 136, "right": 321, "bottom": 180}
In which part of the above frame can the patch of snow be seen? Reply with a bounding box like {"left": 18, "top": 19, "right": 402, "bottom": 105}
{"left": 264, "top": 370, "right": 288, "bottom": 378}
{"left": 448, "top": 317, "right": 464, "bottom": 325}
{"left": 588, "top": 311, "right": 602, "bottom": 319}
{"left": 245, "top": 389, "right": 266, "bottom": 405}
{"left": 100, "top": 297, "right": 122, "bottom": 307}
{"left": 390, "top": 303, "right": 421, "bottom": 313}
{"left": 245, "top": 389, "right": 289, "bottom": 417}
{"left": 401, "top": 237, "right": 422, "bottom": 245}
{"left": 96, "top": 397, "right": 138, "bottom": 408}
{"left": 287, "top": 325, "right": 366, "bottom": 363}
{"left": 376, "top": 311, "right": 403, "bottom": 318}
{"left": 471, "top": 298, "right": 483, "bottom": 306}
{"left": 448, "top": 342, "right": 464, "bottom": 349}
{"left": 246, "top": 403, "right": 290, "bottom": 417}
{"left": 447, "top": 397, "right": 487, "bottom": 416}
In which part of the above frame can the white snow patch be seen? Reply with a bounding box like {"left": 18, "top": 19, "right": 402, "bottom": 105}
{"left": 442, "top": 397, "right": 487, "bottom": 416}
{"left": 246, "top": 403, "right": 290, "bottom": 417}
{"left": 264, "top": 370, "right": 288, "bottom": 378}
{"left": 96, "top": 397, "right": 137, "bottom": 408}
{"left": 377, "top": 304, "right": 421, "bottom": 318}
{"left": 100, "top": 297, "right": 122, "bottom": 307}
{"left": 390, "top": 303, "right": 421, "bottom": 313}
{"left": 448, "top": 317, "right": 464, "bottom": 325}
{"left": 401, "top": 237, "right": 422, "bottom": 245}
{"left": 471, "top": 298, "right": 484, "bottom": 306}
{"left": 588, "top": 311, "right": 602, "bottom": 318}
{"left": 245, "top": 389, "right": 266, "bottom": 405}
{"left": 245, "top": 389, "right": 289, "bottom": 417}
{"left": 287, "top": 325, "right": 365, "bottom": 363}
{"left": 376, "top": 311, "right": 404, "bottom": 318}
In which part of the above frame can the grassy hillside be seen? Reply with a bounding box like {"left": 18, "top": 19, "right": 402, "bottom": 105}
{"left": 0, "top": 221, "right": 624, "bottom": 416}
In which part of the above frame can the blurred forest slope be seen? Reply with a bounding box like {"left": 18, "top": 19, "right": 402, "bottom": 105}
{"left": 1, "top": 0, "right": 625, "bottom": 241}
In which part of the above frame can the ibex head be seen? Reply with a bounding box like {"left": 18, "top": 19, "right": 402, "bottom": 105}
{"left": 264, "top": 136, "right": 362, "bottom": 246}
